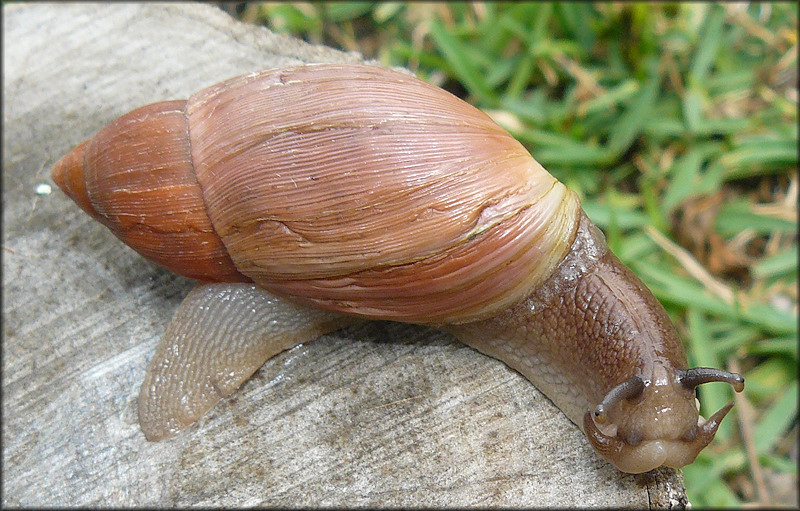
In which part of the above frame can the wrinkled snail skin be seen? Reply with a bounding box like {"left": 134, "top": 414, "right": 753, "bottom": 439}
{"left": 447, "top": 212, "right": 744, "bottom": 473}
{"left": 51, "top": 63, "right": 744, "bottom": 473}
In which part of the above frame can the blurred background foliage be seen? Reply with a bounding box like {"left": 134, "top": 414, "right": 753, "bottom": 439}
{"left": 219, "top": 2, "right": 797, "bottom": 507}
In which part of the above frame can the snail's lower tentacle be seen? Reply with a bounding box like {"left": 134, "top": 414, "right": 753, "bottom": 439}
{"left": 696, "top": 401, "right": 735, "bottom": 444}
{"left": 583, "top": 411, "right": 625, "bottom": 457}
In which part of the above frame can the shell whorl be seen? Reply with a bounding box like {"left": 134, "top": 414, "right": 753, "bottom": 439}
{"left": 53, "top": 64, "right": 580, "bottom": 324}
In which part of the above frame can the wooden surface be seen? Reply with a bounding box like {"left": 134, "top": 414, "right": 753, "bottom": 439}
{"left": 2, "top": 3, "right": 687, "bottom": 507}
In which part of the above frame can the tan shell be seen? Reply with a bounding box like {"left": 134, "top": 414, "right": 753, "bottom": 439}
{"left": 53, "top": 64, "right": 580, "bottom": 324}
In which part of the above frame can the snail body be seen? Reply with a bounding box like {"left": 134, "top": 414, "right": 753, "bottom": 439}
{"left": 52, "top": 64, "right": 743, "bottom": 473}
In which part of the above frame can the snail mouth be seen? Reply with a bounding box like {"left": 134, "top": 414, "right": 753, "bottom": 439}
{"left": 582, "top": 402, "right": 735, "bottom": 473}
{"left": 581, "top": 367, "right": 744, "bottom": 473}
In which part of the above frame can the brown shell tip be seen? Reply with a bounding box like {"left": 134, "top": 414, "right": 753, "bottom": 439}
{"left": 51, "top": 140, "right": 101, "bottom": 220}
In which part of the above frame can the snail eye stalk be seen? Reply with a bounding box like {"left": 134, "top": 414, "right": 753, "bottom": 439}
{"left": 593, "top": 375, "right": 645, "bottom": 421}
{"left": 676, "top": 367, "right": 745, "bottom": 393}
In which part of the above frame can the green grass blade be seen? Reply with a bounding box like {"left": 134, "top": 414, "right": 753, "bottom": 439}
{"left": 428, "top": 19, "right": 496, "bottom": 104}
{"left": 605, "top": 61, "right": 660, "bottom": 157}
{"left": 689, "top": 5, "right": 726, "bottom": 86}
{"left": 752, "top": 246, "right": 798, "bottom": 280}
{"left": 754, "top": 379, "right": 798, "bottom": 454}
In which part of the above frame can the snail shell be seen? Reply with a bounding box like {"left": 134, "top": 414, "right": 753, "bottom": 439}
{"left": 52, "top": 64, "right": 743, "bottom": 473}
{"left": 55, "top": 65, "right": 578, "bottom": 324}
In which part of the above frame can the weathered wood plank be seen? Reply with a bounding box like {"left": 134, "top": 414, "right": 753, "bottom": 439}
{"left": 2, "top": 3, "right": 686, "bottom": 507}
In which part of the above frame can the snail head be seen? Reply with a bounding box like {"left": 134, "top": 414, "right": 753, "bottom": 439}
{"left": 583, "top": 365, "right": 744, "bottom": 473}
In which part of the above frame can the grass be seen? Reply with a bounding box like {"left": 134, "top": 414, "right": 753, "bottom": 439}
{"left": 227, "top": 2, "right": 798, "bottom": 507}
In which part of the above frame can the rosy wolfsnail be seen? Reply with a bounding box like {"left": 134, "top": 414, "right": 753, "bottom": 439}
{"left": 52, "top": 64, "right": 744, "bottom": 474}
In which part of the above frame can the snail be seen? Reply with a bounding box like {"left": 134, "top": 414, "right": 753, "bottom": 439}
{"left": 52, "top": 63, "right": 744, "bottom": 474}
